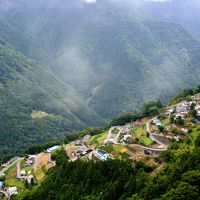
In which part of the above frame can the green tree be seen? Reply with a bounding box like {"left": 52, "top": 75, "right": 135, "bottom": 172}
{"left": 175, "top": 116, "right": 184, "bottom": 126}
{"left": 189, "top": 110, "right": 197, "bottom": 118}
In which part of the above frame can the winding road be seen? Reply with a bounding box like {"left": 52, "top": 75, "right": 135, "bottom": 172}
{"left": 0, "top": 190, "right": 8, "bottom": 198}
{"left": 145, "top": 117, "right": 169, "bottom": 152}
{"left": 0, "top": 157, "right": 23, "bottom": 174}
{"left": 104, "top": 117, "right": 169, "bottom": 155}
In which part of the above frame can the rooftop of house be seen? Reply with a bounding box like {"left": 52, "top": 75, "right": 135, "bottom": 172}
{"left": 124, "top": 134, "right": 132, "bottom": 139}
{"left": 153, "top": 119, "right": 162, "bottom": 126}
{"left": 167, "top": 108, "right": 175, "bottom": 113}
{"left": 0, "top": 173, "right": 5, "bottom": 177}
{"left": 177, "top": 101, "right": 190, "bottom": 107}
{"left": 81, "top": 135, "right": 91, "bottom": 143}
{"left": 195, "top": 105, "right": 200, "bottom": 110}
{"left": 46, "top": 145, "right": 60, "bottom": 153}
{"left": 97, "top": 149, "right": 108, "bottom": 155}
{"left": 21, "top": 170, "right": 26, "bottom": 175}
{"left": 95, "top": 149, "right": 109, "bottom": 161}
{"left": 134, "top": 120, "right": 143, "bottom": 126}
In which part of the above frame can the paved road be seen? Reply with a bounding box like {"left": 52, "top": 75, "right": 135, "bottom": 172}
{"left": 0, "top": 190, "right": 8, "bottom": 198}
{"left": 139, "top": 145, "right": 167, "bottom": 152}
{"left": 104, "top": 126, "right": 127, "bottom": 145}
{"left": 17, "top": 162, "right": 34, "bottom": 180}
{"left": 146, "top": 118, "right": 169, "bottom": 147}
{"left": 0, "top": 157, "right": 23, "bottom": 174}
{"left": 104, "top": 126, "right": 118, "bottom": 144}
{"left": 105, "top": 123, "right": 167, "bottom": 155}
{"left": 146, "top": 117, "right": 156, "bottom": 133}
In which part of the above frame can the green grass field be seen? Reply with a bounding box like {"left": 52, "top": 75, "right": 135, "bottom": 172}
{"left": 161, "top": 118, "right": 170, "bottom": 126}
{"left": 31, "top": 110, "right": 50, "bottom": 119}
{"left": 35, "top": 167, "right": 46, "bottom": 181}
{"left": 89, "top": 131, "right": 108, "bottom": 146}
{"left": 21, "top": 165, "right": 34, "bottom": 173}
{"left": 141, "top": 136, "right": 154, "bottom": 147}
{"left": 5, "top": 164, "right": 25, "bottom": 188}
{"left": 101, "top": 144, "right": 129, "bottom": 160}
{"left": 134, "top": 126, "right": 146, "bottom": 137}
{"left": 133, "top": 124, "right": 154, "bottom": 147}
{"left": 113, "top": 145, "right": 126, "bottom": 152}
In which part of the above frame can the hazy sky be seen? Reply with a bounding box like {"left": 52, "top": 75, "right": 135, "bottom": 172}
{"left": 84, "top": 0, "right": 96, "bottom": 3}
{"left": 83, "top": 0, "right": 171, "bottom": 3}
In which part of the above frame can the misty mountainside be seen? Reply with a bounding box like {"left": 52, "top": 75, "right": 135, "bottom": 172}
{"left": 0, "top": 36, "right": 105, "bottom": 157}
{"left": 1, "top": 0, "right": 200, "bottom": 157}
{"left": 137, "top": 0, "right": 200, "bottom": 37}
{"left": 1, "top": 0, "right": 200, "bottom": 119}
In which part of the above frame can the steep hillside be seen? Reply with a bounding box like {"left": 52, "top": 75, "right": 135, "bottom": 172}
{"left": 1, "top": 0, "right": 200, "bottom": 119}
{"left": 138, "top": 0, "right": 200, "bottom": 36}
{"left": 0, "top": 15, "right": 50, "bottom": 65}
{"left": 0, "top": 40, "right": 105, "bottom": 158}
{"left": 14, "top": 125, "right": 200, "bottom": 200}
{"left": 11, "top": 85, "right": 200, "bottom": 200}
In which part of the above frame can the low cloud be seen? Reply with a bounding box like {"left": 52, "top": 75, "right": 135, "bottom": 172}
{"left": 84, "top": 0, "right": 96, "bottom": 4}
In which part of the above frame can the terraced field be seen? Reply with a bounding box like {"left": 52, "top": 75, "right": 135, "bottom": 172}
{"left": 89, "top": 131, "right": 108, "bottom": 146}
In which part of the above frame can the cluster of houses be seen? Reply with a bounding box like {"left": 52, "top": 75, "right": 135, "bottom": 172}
{"left": 65, "top": 135, "right": 109, "bottom": 162}
{"left": 195, "top": 105, "right": 200, "bottom": 121}
{"left": 175, "top": 101, "right": 190, "bottom": 119}
{"left": 0, "top": 186, "right": 18, "bottom": 198}
{"left": 46, "top": 145, "right": 61, "bottom": 153}
{"left": 0, "top": 135, "right": 111, "bottom": 199}
{"left": 120, "top": 125, "right": 133, "bottom": 143}
{"left": 72, "top": 147, "right": 93, "bottom": 159}
{"left": 174, "top": 95, "right": 200, "bottom": 120}
{"left": 17, "top": 162, "right": 34, "bottom": 184}
{"left": 25, "top": 155, "right": 36, "bottom": 166}
{"left": 161, "top": 95, "right": 200, "bottom": 136}
{"left": 72, "top": 135, "right": 91, "bottom": 146}
{"left": 1, "top": 157, "right": 20, "bottom": 168}
{"left": 104, "top": 127, "right": 120, "bottom": 144}
{"left": 105, "top": 125, "right": 134, "bottom": 145}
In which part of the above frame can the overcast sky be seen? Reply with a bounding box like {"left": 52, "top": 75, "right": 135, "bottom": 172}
{"left": 83, "top": 0, "right": 171, "bottom": 3}
{"left": 84, "top": 0, "right": 96, "bottom": 3}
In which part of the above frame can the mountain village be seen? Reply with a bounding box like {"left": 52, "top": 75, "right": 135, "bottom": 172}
{"left": 1, "top": 94, "right": 200, "bottom": 199}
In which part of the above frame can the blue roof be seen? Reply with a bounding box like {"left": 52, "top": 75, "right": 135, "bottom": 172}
{"left": 95, "top": 150, "right": 109, "bottom": 161}
{"left": 0, "top": 181, "right": 3, "bottom": 188}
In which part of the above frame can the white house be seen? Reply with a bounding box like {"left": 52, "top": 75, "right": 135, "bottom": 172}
{"left": 123, "top": 135, "right": 132, "bottom": 143}
{"left": 20, "top": 170, "right": 26, "bottom": 176}
{"left": 7, "top": 187, "right": 18, "bottom": 196}
{"left": 153, "top": 119, "right": 162, "bottom": 127}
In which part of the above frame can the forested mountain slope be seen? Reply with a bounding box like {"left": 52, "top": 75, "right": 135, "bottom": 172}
{"left": 1, "top": 0, "right": 200, "bottom": 119}
{"left": 138, "top": 0, "right": 200, "bottom": 36}
{"left": 0, "top": 40, "right": 105, "bottom": 158}
{"left": 1, "top": 0, "right": 200, "bottom": 159}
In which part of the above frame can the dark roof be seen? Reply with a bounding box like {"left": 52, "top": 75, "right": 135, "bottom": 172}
{"left": 98, "top": 149, "right": 108, "bottom": 155}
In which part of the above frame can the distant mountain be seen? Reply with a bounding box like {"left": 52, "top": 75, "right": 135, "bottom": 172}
{"left": 0, "top": 37, "right": 105, "bottom": 157}
{"left": 137, "top": 0, "right": 200, "bottom": 36}
{"left": 1, "top": 0, "right": 200, "bottom": 119}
